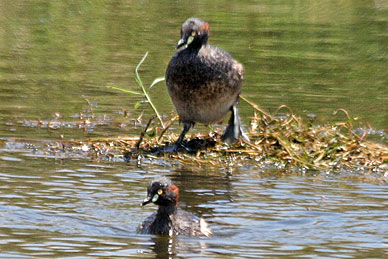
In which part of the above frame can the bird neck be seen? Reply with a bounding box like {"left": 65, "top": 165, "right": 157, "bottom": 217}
{"left": 186, "top": 42, "right": 207, "bottom": 53}
{"left": 157, "top": 204, "right": 177, "bottom": 216}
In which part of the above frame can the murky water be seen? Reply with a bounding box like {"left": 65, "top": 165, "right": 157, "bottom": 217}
{"left": 0, "top": 0, "right": 387, "bottom": 258}
{"left": 0, "top": 149, "right": 387, "bottom": 258}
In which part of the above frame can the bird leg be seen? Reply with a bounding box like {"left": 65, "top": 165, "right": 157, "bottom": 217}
{"left": 221, "top": 104, "right": 249, "bottom": 143}
{"left": 162, "top": 121, "right": 194, "bottom": 153}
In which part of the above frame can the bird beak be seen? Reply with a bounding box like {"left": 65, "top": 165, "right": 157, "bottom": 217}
{"left": 176, "top": 33, "right": 195, "bottom": 50}
{"left": 176, "top": 38, "right": 186, "bottom": 50}
{"left": 141, "top": 194, "right": 159, "bottom": 206}
{"left": 141, "top": 196, "right": 152, "bottom": 206}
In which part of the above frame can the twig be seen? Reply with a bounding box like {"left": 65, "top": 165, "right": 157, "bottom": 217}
{"left": 158, "top": 115, "right": 179, "bottom": 142}
{"left": 82, "top": 95, "right": 95, "bottom": 117}
{"left": 135, "top": 116, "right": 155, "bottom": 149}
{"left": 240, "top": 95, "right": 273, "bottom": 119}
{"left": 274, "top": 104, "right": 294, "bottom": 116}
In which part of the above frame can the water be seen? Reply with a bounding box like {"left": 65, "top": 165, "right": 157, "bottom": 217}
{"left": 1, "top": 0, "right": 387, "bottom": 136}
{"left": 0, "top": 0, "right": 388, "bottom": 258}
{"left": 0, "top": 151, "right": 387, "bottom": 258}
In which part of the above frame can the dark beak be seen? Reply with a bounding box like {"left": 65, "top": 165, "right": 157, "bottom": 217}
{"left": 176, "top": 38, "right": 186, "bottom": 49}
{"left": 141, "top": 196, "right": 152, "bottom": 206}
{"left": 141, "top": 193, "right": 160, "bottom": 206}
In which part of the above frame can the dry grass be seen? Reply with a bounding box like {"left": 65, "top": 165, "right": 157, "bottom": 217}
{"left": 39, "top": 100, "right": 387, "bottom": 173}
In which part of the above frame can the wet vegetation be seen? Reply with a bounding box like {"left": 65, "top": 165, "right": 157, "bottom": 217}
{"left": 2, "top": 53, "right": 387, "bottom": 174}
{"left": 4, "top": 100, "right": 386, "bottom": 173}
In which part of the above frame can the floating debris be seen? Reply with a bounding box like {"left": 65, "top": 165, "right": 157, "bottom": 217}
{"left": 1, "top": 52, "right": 386, "bottom": 173}
{"left": 2, "top": 103, "right": 386, "bottom": 174}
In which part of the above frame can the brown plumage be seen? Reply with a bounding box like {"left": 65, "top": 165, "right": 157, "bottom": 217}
{"left": 165, "top": 17, "right": 248, "bottom": 152}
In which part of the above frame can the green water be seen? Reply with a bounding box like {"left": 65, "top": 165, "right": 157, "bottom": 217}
{"left": 0, "top": 1, "right": 387, "bottom": 258}
{"left": 0, "top": 0, "right": 387, "bottom": 139}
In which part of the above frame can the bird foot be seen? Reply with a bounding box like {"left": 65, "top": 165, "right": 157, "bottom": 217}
{"left": 152, "top": 141, "right": 193, "bottom": 155}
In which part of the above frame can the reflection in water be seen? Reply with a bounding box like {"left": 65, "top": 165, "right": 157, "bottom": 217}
{"left": 0, "top": 0, "right": 387, "bottom": 140}
{"left": 150, "top": 236, "right": 175, "bottom": 259}
{"left": 0, "top": 151, "right": 387, "bottom": 257}
{"left": 138, "top": 235, "right": 210, "bottom": 259}
{"left": 0, "top": 0, "right": 387, "bottom": 257}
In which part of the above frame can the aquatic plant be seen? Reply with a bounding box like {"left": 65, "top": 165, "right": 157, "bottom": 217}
{"left": 107, "top": 52, "right": 165, "bottom": 128}
{"left": 95, "top": 53, "right": 388, "bottom": 172}
{"left": 3, "top": 53, "right": 386, "bottom": 174}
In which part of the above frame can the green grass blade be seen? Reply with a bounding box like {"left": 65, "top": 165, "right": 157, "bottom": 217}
{"left": 106, "top": 85, "right": 142, "bottom": 95}
{"left": 135, "top": 52, "right": 165, "bottom": 128}
{"left": 149, "top": 77, "right": 165, "bottom": 91}
{"left": 135, "top": 52, "right": 149, "bottom": 89}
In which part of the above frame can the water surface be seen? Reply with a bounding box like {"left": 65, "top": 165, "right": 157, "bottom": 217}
{"left": 0, "top": 0, "right": 387, "bottom": 137}
{"left": 0, "top": 0, "right": 387, "bottom": 258}
{"left": 0, "top": 149, "right": 387, "bottom": 258}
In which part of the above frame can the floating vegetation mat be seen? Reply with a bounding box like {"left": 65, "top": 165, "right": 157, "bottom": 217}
{"left": 3, "top": 101, "right": 386, "bottom": 174}
{"left": 125, "top": 104, "right": 387, "bottom": 173}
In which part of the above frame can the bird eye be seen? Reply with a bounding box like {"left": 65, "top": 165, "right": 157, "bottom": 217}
{"left": 157, "top": 189, "right": 163, "bottom": 195}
